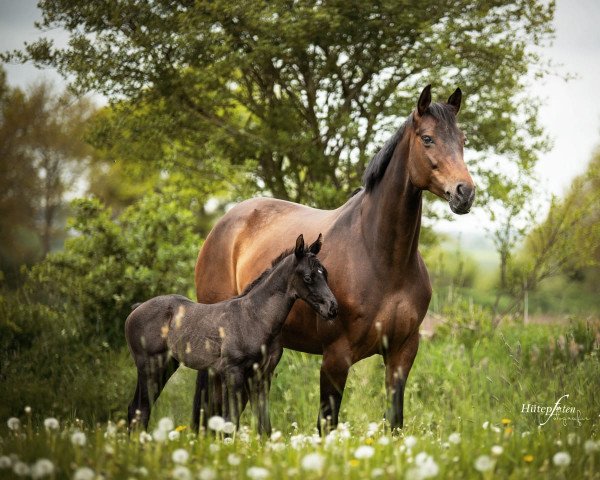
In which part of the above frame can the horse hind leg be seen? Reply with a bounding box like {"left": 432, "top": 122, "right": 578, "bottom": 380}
{"left": 128, "top": 368, "right": 151, "bottom": 430}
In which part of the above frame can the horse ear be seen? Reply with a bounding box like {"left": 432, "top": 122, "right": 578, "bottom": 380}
{"left": 447, "top": 87, "right": 462, "bottom": 114}
{"left": 294, "top": 234, "right": 305, "bottom": 259}
{"left": 308, "top": 233, "right": 323, "bottom": 255}
{"left": 417, "top": 84, "right": 432, "bottom": 116}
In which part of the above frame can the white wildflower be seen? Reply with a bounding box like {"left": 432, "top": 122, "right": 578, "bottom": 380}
{"left": 207, "top": 416, "right": 225, "bottom": 432}
{"left": 12, "top": 461, "right": 29, "bottom": 477}
{"left": 354, "top": 445, "right": 375, "bottom": 459}
{"left": 137, "top": 466, "right": 149, "bottom": 477}
{"left": 223, "top": 422, "right": 236, "bottom": 434}
{"left": 153, "top": 428, "right": 167, "bottom": 443}
{"left": 567, "top": 433, "right": 579, "bottom": 446}
{"left": 552, "top": 451, "right": 571, "bottom": 467}
{"left": 168, "top": 430, "right": 180, "bottom": 441}
{"left": 474, "top": 455, "right": 495, "bottom": 472}
{"left": 70, "top": 431, "right": 87, "bottom": 447}
{"left": 172, "top": 465, "right": 191, "bottom": 480}
{"left": 43, "top": 417, "right": 59, "bottom": 431}
{"left": 448, "top": 433, "right": 461, "bottom": 444}
{"left": 404, "top": 435, "right": 417, "bottom": 449}
{"left": 199, "top": 467, "right": 217, "bottom": 480}
{"left": 73, "top": 467, "right": 95, "bottom": 480}
{"left": 247, "top": 466, "right": 269, "bottom": 480}
{"left": 270, "top": 430, "right": 282, "bottom": 442}
{"left": 491, "top": 445, "right": 504, "bottom": 456}
{"left": 227, "top": 454, "right": 241, "bottom": 466}
{"left": 139, "top": 431, "right": 152, "bottom": 444}
{"left": 301, "top": 452, "right": 325, "bottom": 471}
{"left": 378, "top": 436, "right": 390, "bottom": 446}
{"left": 172, "top": 448, "right": 189, "bottom": 464}
{"left": 31, "top": 458, "right": 54, "bottom": 479}
{"left": 414, "top": 453, "right": 439, "bottom": 479}
{"left": 372, "top": 467, "right": 384, "bottom": 477}
{"left": 7, "top": 417, "right": 20, "bottom": 431}
{"left": 482, "top": 421, "right": 490, "bottom": 430}
{"left": 584, "top": 439, "right": 599, "bottom": 454}
{"left": 0, "top": 456, "right": 11, "bottom": 468}
{"left": 158, "top": 417, "right": 174, "bottom": 432}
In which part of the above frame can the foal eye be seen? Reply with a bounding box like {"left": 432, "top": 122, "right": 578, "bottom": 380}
{"left": 303, "top": 274, "right": 312, "bottom": 284}
{"left": 421, "top": 135, "right": 434, "bottom": 146}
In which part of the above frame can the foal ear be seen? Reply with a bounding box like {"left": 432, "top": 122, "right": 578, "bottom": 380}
{"left": 308, "top": 233, "right": 323, "bottom": 255}
{"left": 417, "top": 84, "right": 432, "bottom": 116}
{"left": 294, "top": 234, "right": 305, "bottom": 259}
{"left": 447, "top": 87, "right": 462, "bottom": 114}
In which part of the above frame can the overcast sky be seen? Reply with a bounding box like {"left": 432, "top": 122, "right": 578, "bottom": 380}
{"left": 1, "top": 0, "right": 599, "bottom": 233}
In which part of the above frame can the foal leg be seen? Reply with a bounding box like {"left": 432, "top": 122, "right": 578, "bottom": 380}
{"left": 317, "top": 345, "right": 351, "bottom": 434}
{"left": 128, "top": 368, "right": 151, "bottom": 430}
{"left": 383, "top": 331, "right": 419, "bottom": 430}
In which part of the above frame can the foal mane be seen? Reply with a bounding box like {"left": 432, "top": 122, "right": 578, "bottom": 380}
{"left": 362, "top": 103, "right": 457, "bottom": 192}
{"left": 237, "top": 246, "right": 323, "bottom": 297}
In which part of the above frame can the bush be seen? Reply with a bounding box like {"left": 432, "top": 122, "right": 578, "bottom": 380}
{"left": 0, "top": 187, "right": 201, "bottom": 420}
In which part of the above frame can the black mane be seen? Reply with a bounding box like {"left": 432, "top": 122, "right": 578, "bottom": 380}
{"left": 238, "top": 247, "right": 324, "bottom": 297}
{"left": 362, "top": 103, "right": 457, "bottom": 192}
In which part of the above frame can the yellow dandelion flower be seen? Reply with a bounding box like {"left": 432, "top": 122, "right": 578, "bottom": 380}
{"left": 349, "top": 459, "right": 359, "bottom": 468}
{"left": 365, "top": 438, "right": 374, "bottom": 445}
{"left": 503, "top": 427, "right": 513, "bottom": 437}
{"left": 175, "top": 425, "right": 187, "bottom": 432}
{"left": 523, "top": 454, "right": 534, "bottom": 463}
{"left": 501, "top": 418, "right": 511, "bottom": 425}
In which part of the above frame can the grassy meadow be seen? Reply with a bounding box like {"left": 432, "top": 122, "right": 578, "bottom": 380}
{"left": 2, "top": 318, "right": 599, "bottom": 479}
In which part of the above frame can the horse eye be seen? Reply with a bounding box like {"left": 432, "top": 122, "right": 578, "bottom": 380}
{"left": 303, "top": 275, "right": 312, "bottom": 284}
{"left": 421, "top": 135, "right": 433, "bottom": 146}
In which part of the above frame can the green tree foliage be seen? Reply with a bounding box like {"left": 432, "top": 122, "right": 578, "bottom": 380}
{"left": 0, "top": 69, "right": 95, "bottom": 285}
{"left": 504, "top": 147, "right": 600, "bottom": 313}
{"left": 0, "top": 184, "right": 201, "bottom": 419}
{"left": 8, "top": 0, "right": 554, "bottom": 207}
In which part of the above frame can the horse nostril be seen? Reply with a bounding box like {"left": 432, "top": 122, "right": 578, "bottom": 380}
{"left": 329, "top": 304, "right": 338, "bottom": 317}
{"left": 456, "top": 182, "right": 465, "bottom": 197}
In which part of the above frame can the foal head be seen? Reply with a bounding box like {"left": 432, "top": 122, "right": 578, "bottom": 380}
{"left": 408, "top": 85, "right": 475, "bottom": 214}
{"left": 290, "top": 234, "right": 338, "bottom": 320}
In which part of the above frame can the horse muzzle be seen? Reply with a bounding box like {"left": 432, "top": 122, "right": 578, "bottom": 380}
{"left": 447, "top": 182, "right": 475, "bottom": 215}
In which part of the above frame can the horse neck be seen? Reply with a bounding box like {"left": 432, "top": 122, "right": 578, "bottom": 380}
{"left": 243, "top": 257, "right": 297, "bottom": 333}
{"left": 360, "top": 130, "right": 422, "bottom": 270}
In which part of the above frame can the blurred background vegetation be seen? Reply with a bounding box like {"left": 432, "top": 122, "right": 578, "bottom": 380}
{"left": 0, "top": 0, "right": 598, "bottom": 424}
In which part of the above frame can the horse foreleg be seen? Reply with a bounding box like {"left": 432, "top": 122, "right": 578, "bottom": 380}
{"left": 383, "top": 331, "right": 419, "bottom": 430}
{"left": 317, "top": 347, "right": 351, "bottom": 434}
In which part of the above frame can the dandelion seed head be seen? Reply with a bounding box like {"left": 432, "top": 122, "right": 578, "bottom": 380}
{"left": 207, "top": 416, "right": 225, "bottom": 432}
{"left": 0, "top": 456, "right": 11, "bottom": 469}
{"left": 222, "top": 422, "right": 235, "bottom": 434}
{"left": 31, "top": 458, "right": 54, "bottom": 479}
{"left": 474, "top": 455, "right": 495, "bottom": 472}
{"left": 247, "top": 466, "right": 269, "bottom": 480}
{"left": 24, "top": 406, "right": 32, "bottom": 414}
{"left": 378, "top": 436, "right": 390, "bottom": 446}
{"left": 152, "top": 428, "right": 167, "bottom": 443}
{"left": 70, "top": 431, "right": 87, "bottom": 447}
{"left": 552, "top": 451, "right": 571, "bottom": 467}
{"left": 7, "top": 417, "right": 20, "bottom": 431}
{"left": 73, "top": 466, "right": 95, "bottom": 480}
{"left": 168, "top": 430, "right": 180, "bottom": 441}
{"left": 12, "top": 461, "right": 29, "bottom": 477}
{"left": 448, "top": 432, "right": 461, "bottom": 444}
{"left": 404, "top": 435, "right": 417, "bottom": 449}
{"left": 199, "top": 467, "right": 217, "bottom": 480}
{"left": 172, "top": 448, "right": 189, "bottom": 464}
{"left": 227, "top": 454, "right": 241, "bottom": 466}
{"left": 584, "top": 439, "right": 599, "bottom": 454}
{"left": 354, "top": 445, "right": 375, "bottom": 459}
{"left": 223, "top": 437, "right": 234, "bottom": 445}
{"left": 301, "top": 452, "right": 325, "bottom": 471}
{"left": 158, "top": 417, "right": 174, "bottom": 432}
{"left": 491, "top": 445, "right": 504, "bottom": 456}
{"left": 172, "top": 465, "right": 191, "bottom": 480}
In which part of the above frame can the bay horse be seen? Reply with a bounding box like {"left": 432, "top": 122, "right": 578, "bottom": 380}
{"left": 126, "top": 234, "right": 337, "bottom": 434}
{"left": 193, "top": 85, "right": 475, "bottom": 431}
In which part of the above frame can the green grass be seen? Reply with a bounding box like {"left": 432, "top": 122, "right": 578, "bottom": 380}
{"left": 1, "top": 321, "right": 599, "bottom": 479}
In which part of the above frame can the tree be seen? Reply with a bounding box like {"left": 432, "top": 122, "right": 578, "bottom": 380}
{"left": 501, "top": 147, "right": 600, "bottom": 317}
{"left": 0, "top": 69, "right": 95, "bottom": 285}
{"left": 6, "top": 0, "right": 554, "bottom": 207}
